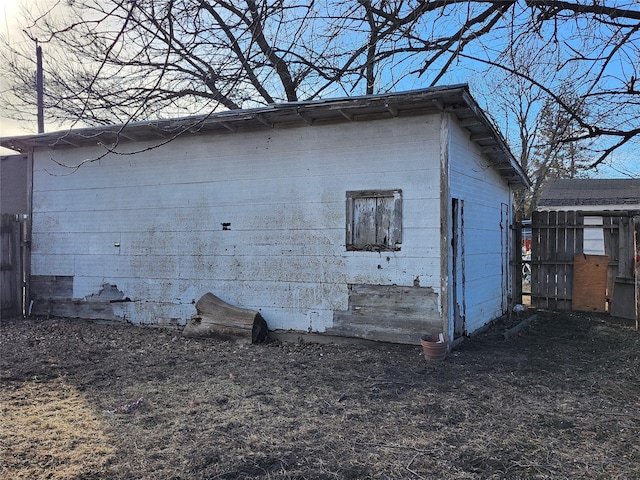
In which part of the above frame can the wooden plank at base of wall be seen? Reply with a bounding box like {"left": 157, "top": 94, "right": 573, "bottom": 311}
{"left": 30, "top": 275, "right": 73, "bottom": 299}
{"left": 572, "top": 254, "right": 609, "bottom": 312}
{"left": 330, "top": 283, "right": 442, "bottom": 344}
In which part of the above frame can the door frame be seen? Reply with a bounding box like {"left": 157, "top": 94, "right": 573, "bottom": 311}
{"left": 452, "top": 198, "right": 466, "bottom": 338}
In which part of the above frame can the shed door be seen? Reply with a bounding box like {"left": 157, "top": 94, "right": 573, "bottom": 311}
{"left": 501, "top": 203, "right": 509, "bottom": 312}
{"left": 452, "top": 198, "right": 465, "bottom": 338}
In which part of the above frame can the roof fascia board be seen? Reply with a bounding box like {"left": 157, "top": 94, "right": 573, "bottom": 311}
{"left": 1, "top": 87, "right": 469, "bottom": 152}
{"left": 0, "top": 85, "right": 530, "bottom": 188}
{"left": 459, "top": 90, "right": 531, "bottom": 188}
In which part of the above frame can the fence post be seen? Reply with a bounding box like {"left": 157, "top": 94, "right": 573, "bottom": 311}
{"left": 512, "top": 220, "right": 523, "bottom": 305}
{"left": 20, "top": 214, "right": 30, "bottom": 317}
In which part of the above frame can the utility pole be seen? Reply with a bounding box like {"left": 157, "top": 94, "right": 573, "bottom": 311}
{"left": 36, "top": 40, "right": 44, "bottom": 133}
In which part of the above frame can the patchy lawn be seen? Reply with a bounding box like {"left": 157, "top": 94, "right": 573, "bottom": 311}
{"left": 1, "top": 311, "right": 639, "bottom": 479}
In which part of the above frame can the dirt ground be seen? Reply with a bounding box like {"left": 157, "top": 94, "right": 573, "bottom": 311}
{"left": 1, "top": 310, "right": 639, "bottom": 480}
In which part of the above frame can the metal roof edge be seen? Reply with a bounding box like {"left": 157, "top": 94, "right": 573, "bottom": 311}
{"left": 1, "top": 85, "right": 470, "bottom": 148}
{"left": 0, "top": 84, "right": 530, "bottom": 188}
{"left": 458, "top": 89, "right": 531, "bottom": 189}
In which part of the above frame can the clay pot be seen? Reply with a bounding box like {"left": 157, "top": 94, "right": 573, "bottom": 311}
{"left": 420, "top": 333, "right": 447, "bottom": 361}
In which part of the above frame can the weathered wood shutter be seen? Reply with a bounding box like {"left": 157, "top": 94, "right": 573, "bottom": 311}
{"left": 347, "top": 190, "right": 401, "bottom": 250}
{"left": 353, "top": 197, "right": 377, "bottom": 246}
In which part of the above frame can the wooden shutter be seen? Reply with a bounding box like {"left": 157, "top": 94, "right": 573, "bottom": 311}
{"left": 346, "top": 190, "right": 402, "bottom": 250}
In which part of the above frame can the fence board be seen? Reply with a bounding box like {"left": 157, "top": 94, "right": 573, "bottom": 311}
{"left": 531, "top": 211, "right": 544, "bottom": 308}
{"left": 603, "top": 217, "right": 614, "bottom": 303}
{"left": 564, "top": 212, "right": 577, "bottom": 309}
{"left": 555, "top": 211, "right": 569, "bottom": 310}
{"left": 618, "top": 217, "right": 633, "bottom": 278}
{"left": 1, "top": 214, "right": 22, "bottom": 317}
{"left": 532, "top": 210, "right": 576, "bottom": 309}
{"left": 610, "top": 216, "right": 637, "bottom": 319}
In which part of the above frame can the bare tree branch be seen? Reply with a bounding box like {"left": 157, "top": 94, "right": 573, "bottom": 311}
{"left": 525, "top": 0, "right": 640, "bottom": 21}
{"left": 0, "top": 0, "right": 637, "bottom": 172}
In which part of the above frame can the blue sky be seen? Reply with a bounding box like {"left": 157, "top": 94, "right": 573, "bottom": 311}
{"left": 1, "top": 0, "right": 638, "bottom": 178}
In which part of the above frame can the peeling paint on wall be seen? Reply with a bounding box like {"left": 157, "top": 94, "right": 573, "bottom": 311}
{"left": 85, "top": 284, "right": 129, "bottom": 303}
{"left": 30, "top": 277, "right": 132, "bottom": 321}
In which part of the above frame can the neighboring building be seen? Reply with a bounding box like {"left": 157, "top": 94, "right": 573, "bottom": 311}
{"left": 538, "top": 178, "right": 640, "bottom": 255}
{"left": 538, "top": 178, "right": 640, "bottom": 212}
{"left": 0, "top": 85, "right": 529, "bottom": 344}
{"left": 1, "top": 154, "right": 28, "bottom": 214}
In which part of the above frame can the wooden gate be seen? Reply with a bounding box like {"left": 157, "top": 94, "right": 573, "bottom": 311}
{"left": 531, "top": 210, "right": 639, "bottom": 323}
{"left": 1, "top": 214, "right": 28, "bottom": 318}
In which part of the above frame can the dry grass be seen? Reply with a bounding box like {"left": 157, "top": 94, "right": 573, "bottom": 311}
{"left": 1, "top": 311, "right": 639, "bottom": 479}
{"left": 0, "top": 378, "right": 116, "bottom": 479}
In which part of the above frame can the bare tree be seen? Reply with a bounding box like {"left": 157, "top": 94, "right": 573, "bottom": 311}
{"left": 1, "top": 0, "right": 638, "bottom": 169}
{"left": 521, "top": 93, "right": 593, "bottom": 213}
{"left": 484, "top": 42, "right": 594, "bottom": 217}
{"left": 461, "top": 0, "right": 639, "bottom": 169}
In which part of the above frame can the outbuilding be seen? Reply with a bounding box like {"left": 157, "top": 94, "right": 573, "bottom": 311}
{"left": 1, "top": 84, "right": 529, "bottom": 344}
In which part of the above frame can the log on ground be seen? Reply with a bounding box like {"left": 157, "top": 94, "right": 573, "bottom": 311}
{"left": 183, "top": 293, "right": 268, "bottom": 343}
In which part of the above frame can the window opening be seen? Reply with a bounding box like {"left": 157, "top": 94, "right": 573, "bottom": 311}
{"left": 346, "top": 190, "right": 402, "bottom": 251}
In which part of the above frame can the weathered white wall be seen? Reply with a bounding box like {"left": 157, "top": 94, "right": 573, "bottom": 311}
{"left": 447, "top": 117, "right": 512, "bottom": 335}
{"left": 31, "top": 114, "right": 444, "bottom": 332}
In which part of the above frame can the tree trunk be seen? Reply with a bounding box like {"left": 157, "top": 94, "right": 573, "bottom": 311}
{"left": 183, "top": 293, "right": 268, "bottom": 343}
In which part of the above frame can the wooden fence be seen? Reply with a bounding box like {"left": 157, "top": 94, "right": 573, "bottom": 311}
{"left": 1, "top": 214, "right": 28, "bottom": 318}
{"left": 530, "top": 210, "right": 638, "bottom": 323}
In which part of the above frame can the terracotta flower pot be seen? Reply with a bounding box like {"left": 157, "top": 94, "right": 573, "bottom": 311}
{"left": 420, "top": 333, "right": 447, "bottom": 361}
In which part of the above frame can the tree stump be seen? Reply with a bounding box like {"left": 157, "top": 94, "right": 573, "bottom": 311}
{"left": 183, "top": 293, "right": 268, "bottom": 343}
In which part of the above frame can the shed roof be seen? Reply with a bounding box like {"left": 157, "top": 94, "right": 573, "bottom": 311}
{"left": 538, "top": 178, "right": 640, "bottom": 207}
{"left": 0, "top": 84, "right": 529, "bottom": 187}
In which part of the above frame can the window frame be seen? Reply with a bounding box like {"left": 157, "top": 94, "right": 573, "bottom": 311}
{"left": 345, "top": 189, "right": 402, "bottom": 252}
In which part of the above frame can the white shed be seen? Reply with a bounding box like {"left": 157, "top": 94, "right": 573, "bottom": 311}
{"left": 1, "top": 85, "right": 529, "bottom": 345}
